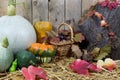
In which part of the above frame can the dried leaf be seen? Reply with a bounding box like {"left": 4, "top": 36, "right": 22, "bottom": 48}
{"left": 71, "top": 45, "right": 83, "bottom": 58}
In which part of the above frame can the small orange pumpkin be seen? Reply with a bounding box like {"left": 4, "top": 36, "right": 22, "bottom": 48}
{"left": 29, "top": 43, "right": 56, "bottom": 57}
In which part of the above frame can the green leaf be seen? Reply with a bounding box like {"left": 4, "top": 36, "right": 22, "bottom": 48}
{"left": 92, "top": 47, "right": 100, "bottom": 57}
{"left": 95, "top": 45, "right": 111, "bottom": 60}
{"left": 100, "top": 45, "right": 111, "bottom": 55}
{"left": 73, "top": 33, "right": 85, "bottom": 43}
{"left": 95, "top": 52, "right": 108, "bottom": 61}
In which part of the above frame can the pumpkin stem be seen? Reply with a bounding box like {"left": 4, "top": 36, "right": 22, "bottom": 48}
{"left": 7, "top": 0, "right": 16, "bottom": 16}
{"left": 9, "top": 0, "right": 15, "bottom": 5}
{"left": 8, "top": 0, "right": 27, "bottom": 16}
{"left": 2, "top": 37, "right": 9, "bottom": 48}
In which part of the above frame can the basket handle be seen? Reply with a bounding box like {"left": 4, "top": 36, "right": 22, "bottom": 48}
{"left": 57, "top": 23, "right": 74, "bottom": 41}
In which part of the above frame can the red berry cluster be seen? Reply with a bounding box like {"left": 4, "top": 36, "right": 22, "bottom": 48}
{"left": 99, "top": 0, "right": 118, "bottom": 10}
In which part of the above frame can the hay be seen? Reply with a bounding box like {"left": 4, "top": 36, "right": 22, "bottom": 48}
{"left": 1, "top": 57, "right": 120, "bottom": 80}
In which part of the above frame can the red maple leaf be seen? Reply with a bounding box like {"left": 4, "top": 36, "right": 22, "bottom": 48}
{"left": 22, "top": 65, "right": 48, "bottom": 80}
{"left": 88, "top": 63, "right": 102, "bottom": 72}
{"left": 69, "top": 59, "right": 101, "bottom": 76}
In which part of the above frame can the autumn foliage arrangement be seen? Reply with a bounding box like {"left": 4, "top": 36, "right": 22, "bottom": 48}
{"left": 68, "top": 0, "right": 119, "bottom": 76}
{"left": 0, "top": 0, "right": 119, "bottom": 80}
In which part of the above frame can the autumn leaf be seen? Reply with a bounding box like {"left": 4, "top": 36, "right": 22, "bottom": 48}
{"left": 69, "top": 59, "right": 90, "bottom": 76}
{"left": 73, "top": 33, "right": 85, "bottom": 43}
{"left": 94, "top": 45, "right": 111, "bottom": 60}
{"left": 92, "top": 47, "right": 100, "bottom": 57}
{"left": 100, "top": 45, "right": 111, "bottom": 54}
{"left": 69, "top": 59, "right": 101, "bottom": 76}
{"left": 71, "top": 45, "right": 83, "bottom": 58}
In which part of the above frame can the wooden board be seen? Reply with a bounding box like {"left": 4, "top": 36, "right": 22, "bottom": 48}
{"left": 82, "top": 0, "right": 95, "bottom": 16}
{"left": 66, "top": 0, "right": 82, "bottom": 31}
{"left": 16, "top": 0, "right": 32, "bottom": 22}
{"left": 32, "top": 0, "right": 48, "bottom": 24}
{"left": 0, "top": 0, "right": 9, "bottom": 16}
{"left": 81, "top": 0, "right": 104, "bottom": 16}
{"left": 49, "top": 0, "right": 65, "bottom": 30}
{"left": 0, "top": 0, "right": 103, "bottom": 28}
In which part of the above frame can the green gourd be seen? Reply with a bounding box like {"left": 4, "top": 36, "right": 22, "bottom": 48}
{"left": 0, "top": 37, "right": 13, "bottom": 72}
{"left": 28, "top": 43, "right": 56, "bottom": 63}
{"left": 16, "top": 50, "right": 37, "bottom": 68}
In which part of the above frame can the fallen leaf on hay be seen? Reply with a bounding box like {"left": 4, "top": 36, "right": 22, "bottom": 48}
{"left": 21, "top": 68, "right": 31, "bottom": 80}
{"left": 21, "top": 65, "right": 48, "bottom": 80}
{"left": 69, "top": 59, "right": 90, "bottom": 76}
{"left": 69, "top": 59, "right": 101, "bottom": 76}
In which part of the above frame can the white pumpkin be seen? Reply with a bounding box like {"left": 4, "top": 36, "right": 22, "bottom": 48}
{"left": 0, "top": 37, "right": 13, "bottom": 72}
{"left": 0, "top": 0, "right": 36, "bottom": 53}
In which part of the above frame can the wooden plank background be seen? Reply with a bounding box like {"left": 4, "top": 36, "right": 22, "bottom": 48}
{"left": 0, "top": 0, "right": 100, "bottom": 30}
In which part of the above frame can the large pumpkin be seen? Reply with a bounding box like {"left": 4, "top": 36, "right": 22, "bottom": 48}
{"left": 0, "top": 37, "right": 13, "bottom": 72}
{"left": 0, "top": 0, "right": 36, "bottom": 53}
{"left": 16, "top": 50, "right": 37, "bottom": 68}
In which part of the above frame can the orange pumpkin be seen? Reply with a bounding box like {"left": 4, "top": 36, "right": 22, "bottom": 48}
{"left": 29, "top": 43, "right": 56, "bottom": 57}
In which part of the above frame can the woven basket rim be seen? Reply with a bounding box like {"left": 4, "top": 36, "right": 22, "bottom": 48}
{"left": 57, "top": 23, "right": 74, "bottom": 42}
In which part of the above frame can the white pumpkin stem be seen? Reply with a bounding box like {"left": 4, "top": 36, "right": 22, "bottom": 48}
{"left": 1, "top": 37, "right": 9, "bottom": 48}
{"left": 7, "top": 0, "right": 27, "bottom": 16}
{"left": 7, "top": 0, "right": 16, "bottom": 16}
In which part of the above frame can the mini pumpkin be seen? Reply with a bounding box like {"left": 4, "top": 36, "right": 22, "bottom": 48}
{"left": 34, "top": 21, "right": 52, "bottom": 42}
{"left": 0, "top": 37, "right": 13, "bottom": 72}
{"left": 29, "top": 43, "right": 56, "bottom": 63}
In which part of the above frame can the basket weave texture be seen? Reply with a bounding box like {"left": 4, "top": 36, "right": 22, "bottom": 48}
{"left": 50, "top": 23, "right": 74, "bottom": 56}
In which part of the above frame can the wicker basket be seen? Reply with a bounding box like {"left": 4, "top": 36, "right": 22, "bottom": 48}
{"left": 50, "top": 23, "right": 74, "bottom": 56}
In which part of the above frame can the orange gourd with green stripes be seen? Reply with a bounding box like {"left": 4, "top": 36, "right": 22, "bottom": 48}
{"left": 29, "top": 43, "right": 56, "bottom": 57}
